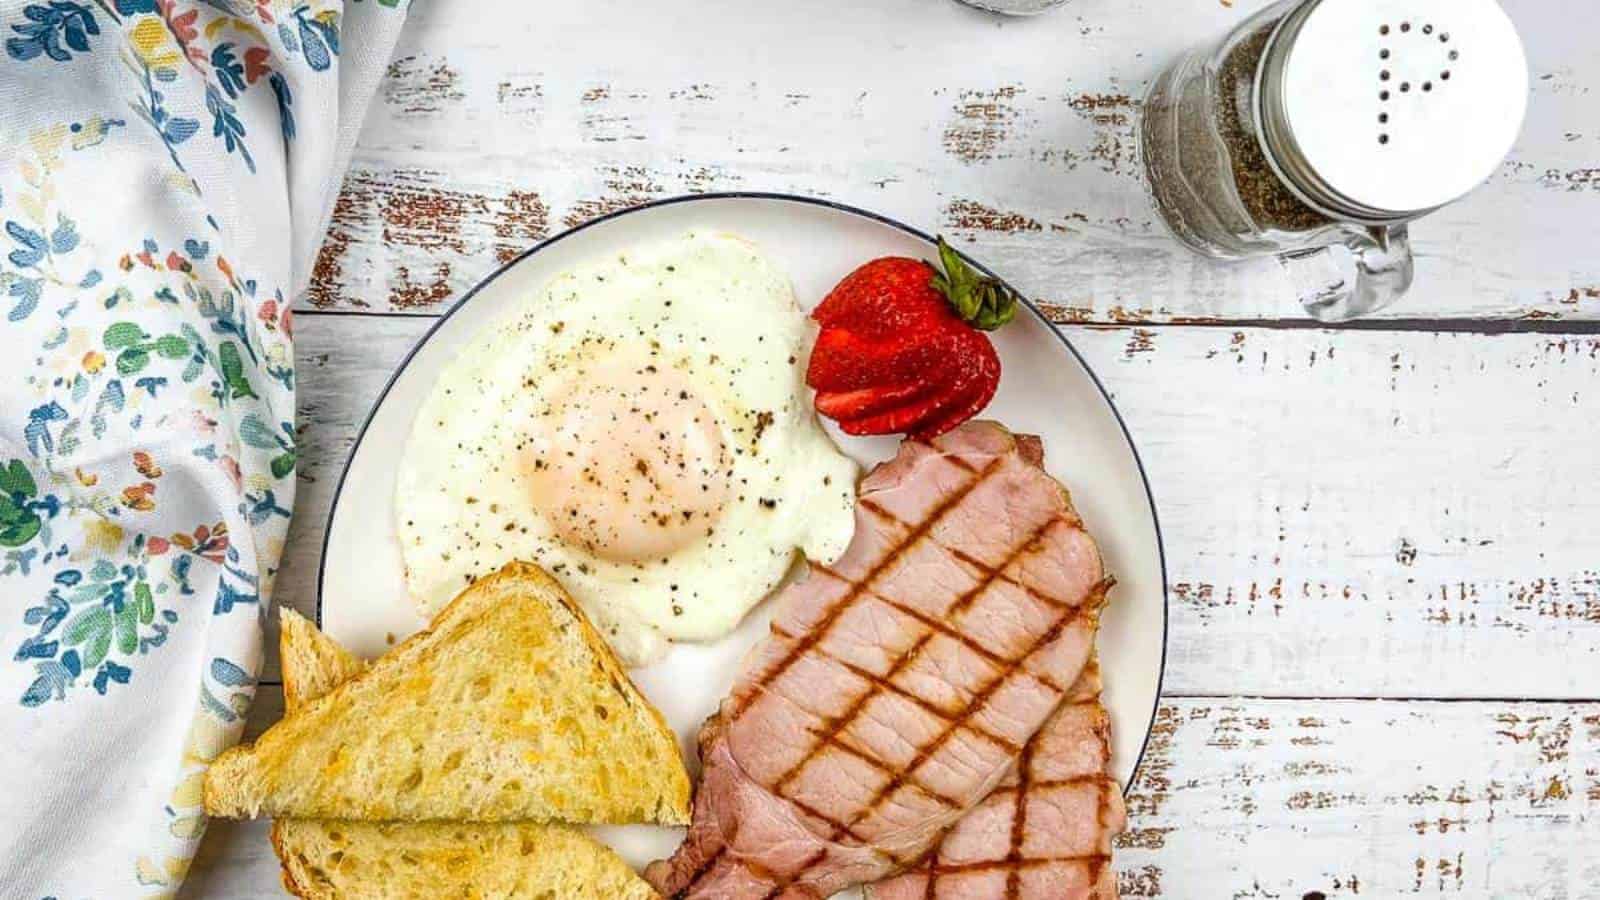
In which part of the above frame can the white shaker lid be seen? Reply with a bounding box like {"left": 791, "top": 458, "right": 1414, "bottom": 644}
{"left": 1265, "top": 0, "right": 1528, "bottom": 219}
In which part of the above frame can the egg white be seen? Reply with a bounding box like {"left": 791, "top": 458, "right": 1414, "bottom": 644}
{"left": 395, "top": 232, "right": 858, "bottom": 665}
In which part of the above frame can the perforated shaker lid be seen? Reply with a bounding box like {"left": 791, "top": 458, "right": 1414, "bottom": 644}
{"left": 1258, "top": 0, "right": 1528, "bottom": 221}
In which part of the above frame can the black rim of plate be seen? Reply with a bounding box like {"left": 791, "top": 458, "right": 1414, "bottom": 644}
{"left": 313, "top": 190, "right": 1170, "bottom": 795}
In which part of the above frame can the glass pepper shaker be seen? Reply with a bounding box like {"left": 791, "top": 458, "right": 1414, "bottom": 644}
{"left": 1141, "top": 0, "right": 1528, "bottom": 321}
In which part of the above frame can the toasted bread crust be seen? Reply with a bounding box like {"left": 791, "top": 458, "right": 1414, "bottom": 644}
{"left": 266, "top": 592, "right": 661, "bottom": 899}
{"left": 268, "top": 820, "right": 309, "bottom": 899}
{"left": 204, "top": 561, "right": 690, "bottom": 824}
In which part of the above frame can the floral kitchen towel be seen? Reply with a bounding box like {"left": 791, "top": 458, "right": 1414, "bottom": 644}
{"left": 0, "top": 0, "right": 408, "bottom": 894}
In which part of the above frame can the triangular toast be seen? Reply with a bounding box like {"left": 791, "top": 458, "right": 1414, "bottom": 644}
{"left": 268, "top": 608, "right": 656, "bottom": 899}
{"left": 279, "top": 606, "right": 367, "bottom": 709}
{"left": 205, "top": 561, "right": 690, "bottom": 825}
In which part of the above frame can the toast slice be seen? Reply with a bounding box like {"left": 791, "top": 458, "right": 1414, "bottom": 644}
{"left": 271, "top": 820, "right": 658, "bottom": 899}
{"left": 205, "top": 561, "right": 691, "bottom": 825}
{"left": 270, "top": 609, "right": 656, "bottom": 899}
{"left": 279, "top": 607, "right": 367, "bottom": 709}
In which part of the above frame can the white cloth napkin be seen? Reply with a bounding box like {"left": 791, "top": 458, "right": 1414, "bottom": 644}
{"left": 0, "top": 0, "right": 407, "bottom": 894}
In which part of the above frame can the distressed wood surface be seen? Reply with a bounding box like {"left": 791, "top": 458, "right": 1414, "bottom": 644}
{"left": 301, "top": 0, "right": 1600, "bottom": 322}
{"left": 264, "top": 315, "right": 1600, "bottom": 699}
{"left": 190, "top": 0, "right": 1600, "bottom": 895}
{"left": 183, "top": 691, "right": 1600, "bottom": 899}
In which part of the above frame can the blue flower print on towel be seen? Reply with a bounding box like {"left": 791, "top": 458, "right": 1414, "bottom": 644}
{"left": 0, "top": 0, "right": 408, "bottom": 890}
{"left": 6, "top": 1, "right": 101, "bottom": 63}
{"left": 6, "top": 225, "right": 290, "bottom": 709}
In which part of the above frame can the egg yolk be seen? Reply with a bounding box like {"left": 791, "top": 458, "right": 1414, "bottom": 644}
{"left": 522, "top": 358, "right": 731, "bottom": 563}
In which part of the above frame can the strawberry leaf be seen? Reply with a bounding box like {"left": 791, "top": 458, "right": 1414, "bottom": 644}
{"left": 930, "top": 236, "right": 1019, "bottom": 331}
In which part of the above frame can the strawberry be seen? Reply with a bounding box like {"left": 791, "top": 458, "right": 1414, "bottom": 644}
{"left": 807, "top": 237, "right": 1017, "bottom": 439}
{"left": 836, "top": 388, "right": 954, "bottom": 437}
{"left": 908, "top": 334, "right": 1000, "bottom": 440}
{"left": 814, "top": 379, "right": 945, "bottom": 421}
{"left": 812, "top": 257, "right": 953, "bottom": 337}
{"left": 806, "top": 328, "right": 957, "bottom": 392}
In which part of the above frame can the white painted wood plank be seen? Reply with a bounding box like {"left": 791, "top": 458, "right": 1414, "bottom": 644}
{"left": 297, "top": 0, "right": 1600, "bottom": 321}
{"left": 274, "top": 315, "right": 1600, "bottom": 697}
{"left": 1090, "top": 324, "right": 1600, "bottom": 700}
{"left": 184, "top": 689, "right": 1600, "bottom": 898}
{"left": 1117, "top": 698, "right": 1600, "bottom": 899}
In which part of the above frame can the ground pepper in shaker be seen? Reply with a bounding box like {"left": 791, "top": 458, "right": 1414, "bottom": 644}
{"left": 1141, "top": 0, "right": 1529, "bottom": 321}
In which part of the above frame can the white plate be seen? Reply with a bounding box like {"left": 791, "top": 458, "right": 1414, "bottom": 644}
{"left": 318, "top": 193, "right": 1168, "bottom": 879}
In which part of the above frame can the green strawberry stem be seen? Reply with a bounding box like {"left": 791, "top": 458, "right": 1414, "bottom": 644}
{"left": 930, "top": 236, "right": 1020, "bottom": 331}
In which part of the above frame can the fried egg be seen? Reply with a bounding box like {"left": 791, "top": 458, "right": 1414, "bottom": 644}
{"left": 395, "top": 232, "right": 858, "bottom": 665}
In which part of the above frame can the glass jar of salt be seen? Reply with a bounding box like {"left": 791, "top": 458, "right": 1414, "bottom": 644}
{"left": 1141, "top": 0, "right": 1528, "bottom": 321}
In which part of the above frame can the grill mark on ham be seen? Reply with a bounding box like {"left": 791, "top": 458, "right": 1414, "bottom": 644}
{"left": 835, "top": 572, "right": 1069, "bottom": 700}
{"left": 844, "top": 580, "right": 1102, "bottom": 827}
{"left": 769, "top": 514, "right": 1060, "bottom": 803}
{"left": 777, "top": 629, "right": 942, "bottom": 796}
{"left": 869, "top": 660, "right": 1125, "bottom": 900}
{"left": 1005, "top": 736, "right": 1038, "bottom": 898}
{"left": 648, "top": 422, "right": 1111, "bottom": 900}
{"left": 804, "top": 714, "right": 964, "bottom": 809}
{"left": 921, "top": 854, "right": 1114, "bottom": 876}
{"left": 727, "top": 452, "right": 1009, "bottom": 723}
{"left": 857, "top": 497, "right": 1083, "bottom": 621}
{"left": 921, "top": 844, "right": 940, "bottom": 900}
{"left": 770, "top": 622, "right": 1022, "bottom": 756}
{"left": 980, "top": 773, "right": 1111, "bottom": 797}
{"left": 785, "top": 795, "right": 883, "bottom": 849}
{"left": 758, "top": 581, "right": 1107, "bottom": 899}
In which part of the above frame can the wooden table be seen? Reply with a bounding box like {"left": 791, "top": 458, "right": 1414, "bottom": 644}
{"left": 183, "top": 0, "right": 1600, "bottom": 895}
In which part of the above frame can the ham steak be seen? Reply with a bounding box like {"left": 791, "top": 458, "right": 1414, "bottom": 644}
{"left": 646, "top": 421, "right": 1113, "bottom": 899}
{"left": 868, "top": 658, "right": 1125, "bottom": 900}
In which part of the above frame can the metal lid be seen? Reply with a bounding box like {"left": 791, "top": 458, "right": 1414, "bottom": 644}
{"left": 1258, "top": 0, "right": 1528, "bottom": 223}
